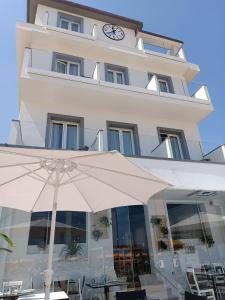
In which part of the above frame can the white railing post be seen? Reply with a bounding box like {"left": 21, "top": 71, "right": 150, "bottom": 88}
{"left": 137, "top": 37, "right": 144, "bottom": 51}
{"left": 92, "top": 24, "right": 98, "bottom": 38}
{"left": 146, "top": 75, "right": 159, "bottom": 93}
{"left": 21, "top": 48, "right": 32, "bottom": 78}
{"left": 98, "top": 130, "right": 104, "bottom": 152}
{"left": 44, "top": 11, "right": 49, "bottom": 27}
{"left": 8, "top": 120, "right": 23, "bottom": 145}
{"left": 93, "top": 62, "right": 101, "bottom": 82}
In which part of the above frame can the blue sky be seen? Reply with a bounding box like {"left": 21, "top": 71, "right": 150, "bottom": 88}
{"left": 0, "top": 0, "right": 224, "bottom": 152}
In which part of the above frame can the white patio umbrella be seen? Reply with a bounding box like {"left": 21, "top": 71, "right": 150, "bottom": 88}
{"left": 0, "top": 145, "right": 170, "bottom": 299}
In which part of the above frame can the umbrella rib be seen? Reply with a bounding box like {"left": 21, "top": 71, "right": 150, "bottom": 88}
{"left": 31, "top": 172, "right": 54, "bottom": 212}
{"left": 72, "top": 169, "right": 146, "bottom": 205}
{"left": 76, "top": 163, "right": 167, "bottom": 185}
{"left": 0, "top": 166, "right": 44, "bottom": 188}
{"left": 66, "top": 172, "right": 93, "bottom": 212}
{"left": 68, "top": 150, "right": 115, "bottom": 160}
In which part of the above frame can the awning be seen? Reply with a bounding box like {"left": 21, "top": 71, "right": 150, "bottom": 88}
{"left": 130, "top": 157, "right": 225, "bottom": 192}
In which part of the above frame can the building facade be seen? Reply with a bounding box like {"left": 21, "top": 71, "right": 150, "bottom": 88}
{"left": 1, "top": 0, "right": 225, "bottom": 299}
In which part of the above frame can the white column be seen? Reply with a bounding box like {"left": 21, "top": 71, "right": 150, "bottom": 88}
{"left": 92, "top": 24, "right": 98, "bottom": 38}
{"left": 137, "top": 37, "right": 144, "bottom": 51}
{"left": 98, "top": 130, "right": 104, "bottom": 152}
{"left": 44, "top": 11, "right": 49, "bottom": 27}
{"left": 21, "top": 48, "right": 31, "bottom": 78}
{"left": 146, "top": 75, "right": 159, "bottom": 93}
{"left": 93, "top": 62, "right": 101, "bottom": 82}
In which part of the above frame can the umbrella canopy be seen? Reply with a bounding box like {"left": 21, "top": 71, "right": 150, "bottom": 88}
{"left": 0, "top": 145, "right": 170, "bottom": 299}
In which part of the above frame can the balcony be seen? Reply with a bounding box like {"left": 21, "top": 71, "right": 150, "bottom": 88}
{"left": 16, "top": 21, "right": 199, "bottom": 83}
{"left": 19, "top": 47, "right": 213, "bottom": 122}
{"left": 8, "top": 121, "right": 204, "bottom": 161}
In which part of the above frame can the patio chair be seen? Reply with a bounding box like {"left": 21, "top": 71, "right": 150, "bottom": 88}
{"left": 2, "top": 281, "right": 23, "bottom": 294}
{"left": 53, "top": 280, "right": 69, "bottom": 294}
{"left": 185, "top": 291, "right": 207, "bottom": 300}
{"left": 186, "top": 268, "right": 215, "bottom": 300}
{"left": 67, "top": 278, "right": 84, "bottom": 300}
{"left": 116, "top": 289, "right": 147, "bottom": 300}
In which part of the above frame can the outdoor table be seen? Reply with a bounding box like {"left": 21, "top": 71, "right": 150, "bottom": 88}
{"left": 86, "top": 281, "right": 128, "bottom": 300}
{"left": 18, "top": 291, "right": 69, "bottom": 300}
{"left": 196, "top": 272, "right": 225, "bottom": 300}
{"left": 0, "top": 290, "right": 35, "bottom": 300}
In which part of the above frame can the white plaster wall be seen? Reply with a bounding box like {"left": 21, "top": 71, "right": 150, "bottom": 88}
{"left": 35, "top": 5, "right": 137, "bottom": 48}
{"left": 18, "top": 95, "right": 202, "bottom": 160}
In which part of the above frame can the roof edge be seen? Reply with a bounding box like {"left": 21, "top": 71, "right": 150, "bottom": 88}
{"left": 27, "top": 0, "right": 143, "bottom": 30}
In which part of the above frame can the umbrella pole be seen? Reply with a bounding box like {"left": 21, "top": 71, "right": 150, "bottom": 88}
{"left": 45, "top": 172, "right": 59, "bottom": 300}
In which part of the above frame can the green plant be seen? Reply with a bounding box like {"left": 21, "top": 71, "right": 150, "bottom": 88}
{"left": 173, "top": 239, "right": 184, "bottom": 251}
{"left": 60, "top": 241, "right": 83, "bottom": 258}
{"left": 150, "top": 216, "right": 162, "bottom": 225}
{"left": 0, "top": 232, "right": 15, "bottom": 253}
{"left": 99, "top": 215, "right": 111, "bottom": 227}
{"left": 92, "top": 229, "right": 103, "bottom": 241}
{"left": 199, "top": 234, "right": 215, "bottom": 248}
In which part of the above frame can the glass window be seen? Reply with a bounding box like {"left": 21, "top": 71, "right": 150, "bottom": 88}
{"left": 160, "top": 133, "right": 183, "bottom": 160}
{"left": 56, "top": 60, "right": 80, "bottom": 77}
{"left": 51, "top": 123, "right": 63, "bottom": 149}
{"left": 50, "top": 121, "right": 79, "bottom": 150}
{"left": 59, "top": 17, "right": 81, "bottom": 33}
{"left": 159, "top": 80, "right": 169, "bottom": 93}
{"left": 28, "top": 211, "right": 86, "bottom": 246}
{"left": 109, "top": 127, "right": 135, "bottom": 155}
{"left": 109, "top": 129, "right": 121, "bottom": 151}
{"left": 106, "top": 68, "right": 126, "bottom": 85}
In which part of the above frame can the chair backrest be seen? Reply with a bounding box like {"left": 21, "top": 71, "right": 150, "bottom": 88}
{"left": 2, "top": 281, "right": 23, "bottom": 294}
{"left": 53, "top": 280, "right": 69, "bottom": 294}
{"left": 116, "top": 289, "right": 147, "bottom": 300}
{"left": 186, "top": 269, "right": 199, "bottom": 293}
{"left": 213, "top": 263, "right": 225, "bottom": 274}
{"left": 185, "top": 291, "right": 207, "bottom": 300}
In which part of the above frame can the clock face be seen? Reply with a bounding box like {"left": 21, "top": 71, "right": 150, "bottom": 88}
{"left": 103, "top": 24, "right": 125, "bottom": 41}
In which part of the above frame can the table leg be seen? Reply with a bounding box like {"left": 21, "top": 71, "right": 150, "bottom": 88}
{"left": 212, "top": 277, "right": 219, "bottom": 300}
{"left": 104, "top": 286, "right": 110, "bottom": 300}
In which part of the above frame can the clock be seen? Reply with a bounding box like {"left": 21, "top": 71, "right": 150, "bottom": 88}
{"left": 103, "top": 24, "right": 125, "bottom": 41}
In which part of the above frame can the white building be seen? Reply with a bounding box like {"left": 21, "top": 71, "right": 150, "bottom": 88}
{"left": 1, "top": 0, "right": 225, "bottom": 299}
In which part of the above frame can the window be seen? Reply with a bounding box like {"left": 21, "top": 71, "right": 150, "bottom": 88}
{"left": 46, "top": 114, "right": 84, "bottom": 150}
{"left": 149, "top": 73, "right": 174, "bottom": 93}
{"left": 57, "top": 13, "right": 83, "bottom": 33}
{"left": 28, "top": 211, "right": 86, "bottom": 246}
{"left": 56, "top": 60, "right": 80, "bottom": 76}
{"left": 105, "top": 64, "right": 129, "bottom": 85}
{"left": 53, "top": 53, "right": 84, "bottom": 77}
{"left": 107, "top": 121, "right": 140, "bottom": 156}
{"left": 158, "top": 127, "right": 190, "bottom": 160}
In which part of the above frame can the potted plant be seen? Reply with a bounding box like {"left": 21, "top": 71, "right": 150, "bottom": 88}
{"left": 0, "top": 232, "right": 15, "bottom": 253}
{"left": 60, "top": 241, "right": 83, "bottom": 260}
{"left": 199, "top": 234, "right": 215, "bottom": 248}
{"left": 99, "top": 215, "right": 111, "bottom": 227}
{"left": 92, "top": 229, "right": 103, "bottom": 241}
{"left": 160, "top": 226, "right": 168, "bottom": 235}
{"left": 173, "top": 239, "right": 184, "bottom": 251}
{"left": 150, "top": 216, "right": 162, "bottom": 225}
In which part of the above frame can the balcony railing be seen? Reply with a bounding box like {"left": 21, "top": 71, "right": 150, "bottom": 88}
{"left": 8, "top": 121, "right": 207, "bottom": 161}
{"left": 22, "top": 48, "right": 211, "bottom": 104}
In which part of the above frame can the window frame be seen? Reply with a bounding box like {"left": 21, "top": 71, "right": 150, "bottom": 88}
{"left": 57, "top": 12, "right": 84, "bottom": 33}
{"left": 109, "top": 127, "right": 135, "bottom": 155}
{"left": 55, "top": 59, "right": 81, "bottom": 76}
{"left": 107, "top": 121, "right": 140, "bottom": 156}
{"left": 157, "top": 127, "right": 190, "bottom": 160}
{"left": 105, "top": 63, "right": 129, "bottom": 85}
{"left": 148, "top": 73, "right": 174, "bottom": 94}
{"left": 46, "top": 113, "right": 84, "bottom": 149}
{"left": 52, "top": 52, "right": 84, "bottom": 77}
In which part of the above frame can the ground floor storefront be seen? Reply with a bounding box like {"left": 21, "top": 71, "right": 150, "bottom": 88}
{"left": 1, "top": 158, "right": 225, "bottom": 300}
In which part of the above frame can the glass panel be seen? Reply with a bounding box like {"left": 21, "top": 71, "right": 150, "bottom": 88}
{"left": 28, "top": 212, "right": 51, "bottom": 247}
{"left": 169, "top": 136, "right": 182, "bottom": 160}
{"left": 69, "top": 63, "right": 79, "bottom": 76}
{"left": 71, "top": 22, "right": 79, "bottom": 32}
{"left": 107, "top": 71, "right": 114, "bottom": 83}
{"left": 66, "top": 124, "right": 78, "bottom": 150}
{"left": 122, "top": 131, "right": 134, "bottom": 155}
{"left": 116, "top": 72, "right": 124, "bottom": 84}
{"left": 109, "top": 129, "right": 120, "bottom": 151}
{"left": 56, "top": 60, "right": 67, "bottom": 74}
{"left": 51, "top": 123, "right": 63, "bottom": 149}
{"left": 60, "top": 19, "right": 69, "bottom": 30}
{"left": 159, "top": 80, "right": 168, "bottom": 93}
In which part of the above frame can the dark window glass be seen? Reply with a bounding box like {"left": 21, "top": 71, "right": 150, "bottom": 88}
{"left": 28, "top": 211, "right": 86, "bottom": 246}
